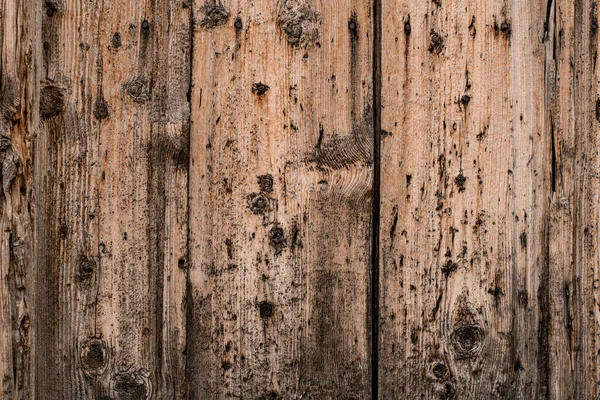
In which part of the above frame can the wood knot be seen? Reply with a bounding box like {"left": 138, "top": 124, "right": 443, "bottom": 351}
{"left": 111, "top": 32, "right": 122, "bottom": 49}
{"left": 20, "top": 315, "right": 30, "bottom": 331}
{"left": 428, "top": 30, "right": 445, "bottom": 54}
{"left": 252, "top": 82, "right": 269, "bottom": 96}
{"left": 426, "top": 356, "right": 452, "bottom": 381}
{"left": 437, "top": 381, "right": 456, "bottom": 399}
{"left": 269, "top": 226, "right": 287, "bottom": 254}
{"left": 94, "top": 96, "right": 110, "bottom": 120}
{"left": 0, "top": 135, "right": 11, "bottom": 151}
{"left": 199, "top": 1, "right": 231, "bottom": 29}
{"left": 80, "top": 338, "right": 108, "bottom": 376}
{"left": 426, "top": 357, "right": 456, "bottom": 399}
{"left": 77, "top": 256, "right": 96, "bottom": 283}
{"left": 123, "top": 77, "right": 149, "bottom": 104}
{"left": 40, "top": 84, "right": 65, "bottom": 119}
{"left": 451, "top": 324, "right": 484, "bottom": 357}
{"left": 277, "top": 0, "right": 320, "bottom": 47}
{"left": 257, "top": 174, "right": 274, "bottom": 192}
{"left": 431, "top": 361, "right": 449, "bottom": 379}
{"left": 248, "top": 193, "right": 270, "bottom": 215}
{"left": 450, "top": 295, "right": 486, "bottom": 359}
{"left": 111, "top": 370, "right": 151, "bottom": 400}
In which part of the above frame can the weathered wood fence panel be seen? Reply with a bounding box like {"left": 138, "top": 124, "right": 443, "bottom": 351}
{"left": 1, "top": 0, "right": 600, "bottom": 399}
{"left": 187, "top": 0, "right": 373, "bottom": 398}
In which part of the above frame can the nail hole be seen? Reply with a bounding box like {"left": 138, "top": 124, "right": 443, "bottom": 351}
{"left": 234, "top": 17, "right": 243, "bottom": 30}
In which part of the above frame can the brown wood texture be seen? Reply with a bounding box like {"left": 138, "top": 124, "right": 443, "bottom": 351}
{"left": 379, "top": 0, "right": 600, "bottom": 399}
{"left": 187, "top": 0, "right": 373, "bottom": 398}
{"left": 32, "top": 0, "right": 190, "bottom": 398}
{"left": 0, "top": 0, "right": 599, "bottom": 399}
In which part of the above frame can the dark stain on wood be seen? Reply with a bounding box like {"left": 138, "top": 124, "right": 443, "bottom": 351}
{"left": 234, "top": 17, "right": 243, "bottom": 30}
{"left": 258, "top": 301, "right": 274, "bottom": 319}
{"left": 454, "top": 173, "right": 466, "bottom": 192}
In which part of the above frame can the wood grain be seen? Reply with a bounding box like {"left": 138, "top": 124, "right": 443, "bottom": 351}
{"left": 33, "top": 0, "right": 190, "bottom": 398}
{"left": 0, "top": 0, "right": 40, "bottom": 398}
{"left": 547, "top": 0, "right": 600, "bottom": 398}
{"left": 379, "top": 0, "right": 551, "bottom": 398}
{"left": 2, "top": 0, "right": 600, "bottom": 398}
{"left": 187, "top": 0, "right": 374, "bottom": 398}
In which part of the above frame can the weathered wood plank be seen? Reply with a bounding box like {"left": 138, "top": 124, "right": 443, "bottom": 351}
{"left": 547, "top": 0, "right": 600, "bottom": 399}
{"left": 187, "top": 0, "right": 374, "bottom": 398}
{"left": 379, "top": 0, "right": 550, "bottom": 398}
{"left": 34, "top": 0, "right": 190, "bottom": 398}
{"left": 0, "top": 1, "right": 40, "bottom": 398}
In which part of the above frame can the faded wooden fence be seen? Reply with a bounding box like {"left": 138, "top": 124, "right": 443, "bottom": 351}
{"left": 0, "top": 0, "right": 598, "bottom": 398}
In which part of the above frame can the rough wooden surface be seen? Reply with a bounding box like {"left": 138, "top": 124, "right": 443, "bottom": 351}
{"left": 0, "top": 0, "right": 40, "bottom": 398}
{"left": 187, "top": 0, "right": 374, "bottom": 398}
{"left": 32, "top": 0, "right": 190, "bottom": 398}
{"left": 379, "top": 0, "right": 599, "bottom": 399}
{"left": 2, "top": 0, "right": 600, "bottom": 399}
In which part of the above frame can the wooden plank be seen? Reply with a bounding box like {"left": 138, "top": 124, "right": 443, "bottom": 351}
{"left": 547, "top": 0, "right": 600, "bottom": 398}
{"left": 379, "top": 0, "right": 551, "bottom": 398}
{"left": 0, "top": 0, "right": 41, "bottom": 398}
{"left": 187, "top": 0, "right": 374, "bottom": 398}
{"left": 34, "top": 0, "right": 190, "bottom": 398}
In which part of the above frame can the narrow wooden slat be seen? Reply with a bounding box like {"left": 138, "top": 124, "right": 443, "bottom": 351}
{"left": 548, "top": 0, "right": 600, "bottom": 398}
{"left": 379, "top": 0, "right": 550, "bottom": 398}
{"left": 34, "top": 0, "right": 190, "bottom": 398}
{"left": 574, "top": 0, "right": 600, "bottom": 395}
{"left": 0, "top": 1, "right": 41, "bottom": 398}
{"left": 187, "top": 0, "right": 373, "bottom": 398}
